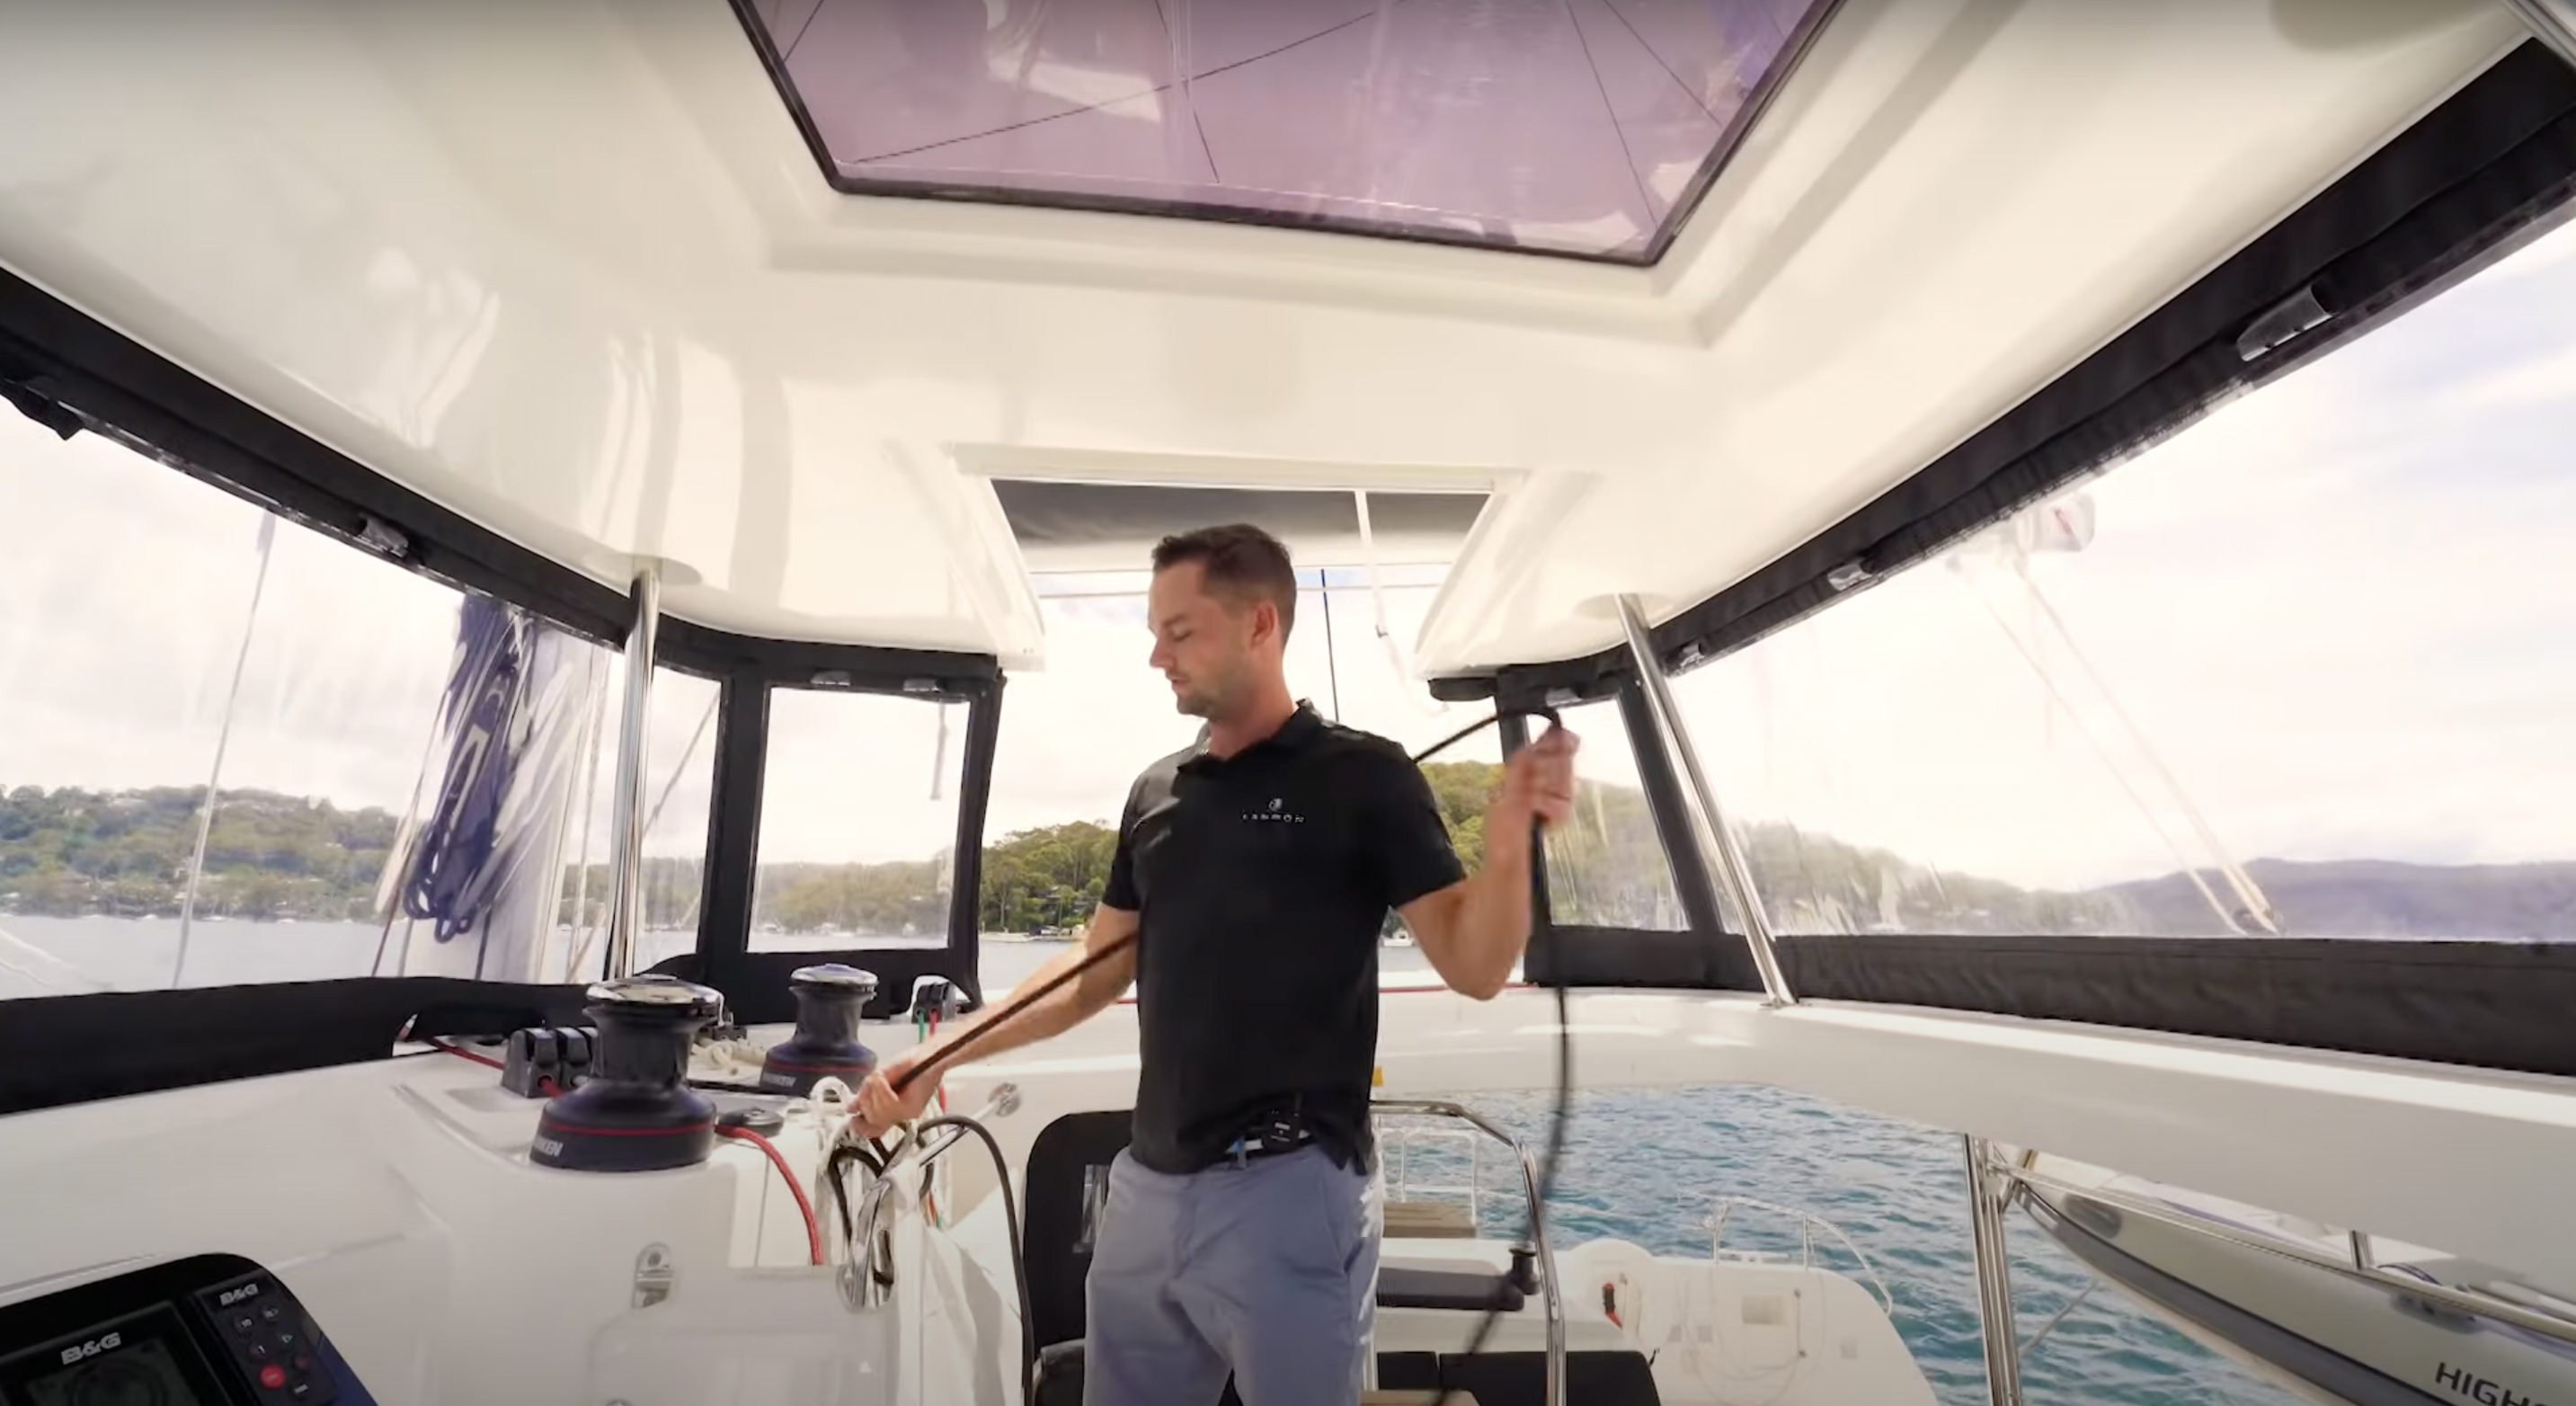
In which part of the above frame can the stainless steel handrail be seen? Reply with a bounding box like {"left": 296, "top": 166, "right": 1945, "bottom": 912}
{"left": 603, "top": 560, "right": 662, "bottom": 982}
{"left": 1613, "top": 593, "right": 1796, "bottom": 1006}
{"left": 1704, "top": 1195, "right": 1896, "bottom": 1314}
{"left": 909, "top": 1084, "right": 1022, "bottom": 1176}
{"left": 1382, "top": 1122, "right": 1488, "bottom": 1224}
{"left": 1372, "top": 1098, "right": 1565, "bottom": 1406}
{"left": 2010, "top": 1161, "right": 2576, "bottom": 1351}
{"left": 839, "top": 1086, "right": 1021, "bottom": 1311}
{"left": 845, "top": 1172, "right": 902, "bottom": 1309}
{"left": 1964, "top": 1137, "right": 2025, "bottom": 1406}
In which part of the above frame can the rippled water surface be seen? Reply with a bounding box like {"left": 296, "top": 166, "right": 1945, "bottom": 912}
{"left": 1429, "top": 1084, "right": 2308, "bottom": 1406}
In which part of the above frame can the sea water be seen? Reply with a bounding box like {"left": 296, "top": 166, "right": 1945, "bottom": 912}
{"left": 3, "top": 919, "right": 2305, "bottom": 1405}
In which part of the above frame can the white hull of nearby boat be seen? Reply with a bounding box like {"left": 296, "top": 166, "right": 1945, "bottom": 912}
{"left": 1368, "top": 1238, "right": 1933, "bottom": 1406}
{"left": 2017, "top": 1152, "right": 2576, "bottom": 1406}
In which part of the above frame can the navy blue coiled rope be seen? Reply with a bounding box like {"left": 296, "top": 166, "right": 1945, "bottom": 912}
{"left": 400, "top": 595, "right": 530, "bottom": 943}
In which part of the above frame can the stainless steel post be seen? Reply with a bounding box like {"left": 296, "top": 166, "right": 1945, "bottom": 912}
{"left": 2500, "top": 0, "right": 2576, "bottom": 71}
{"left": 1612, "top": 593, "right": 1795, "bottom": 1005}
{"left": 1964, "top": 1136, "right": 2026, "bottom": 1406}
{"left": 604, "top": 561, "right": 663, "bottom": 982}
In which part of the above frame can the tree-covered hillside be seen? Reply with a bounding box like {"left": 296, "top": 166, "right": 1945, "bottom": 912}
{"left": 5, "top": 776, "right": 2570, "bottom": 941}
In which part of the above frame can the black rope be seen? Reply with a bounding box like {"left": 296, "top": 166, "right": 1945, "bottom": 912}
{"left": 1411, "top": 707, "right": 1569, "bottom": 1405}
{"left": 910, "top": 1114, "right": 1039, "bottom": 1401}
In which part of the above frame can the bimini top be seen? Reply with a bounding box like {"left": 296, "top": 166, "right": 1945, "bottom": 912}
{"left": 0, "top": 0, "right": 2538, "bottom": 676}
{"left": 738, "top": 0, "right": 1831, "bottom": 264}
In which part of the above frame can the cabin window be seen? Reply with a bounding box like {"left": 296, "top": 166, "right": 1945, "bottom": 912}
{"left": 981, "top": 574, "right": 1194, "bottom": 967}
{"left": 980, "top": 567, "right": 1506, "bottom": 981}
{"left": 1664, "top": 214, "right": 2576, "bottom": 945}
{"left": 564, "top": 665, "right": 720, "bottom": 980}
{"left": 1539, "top": 697, "right": 1690, "bottom": 933}
{"left": 0, "top": 410, "right": 716, "bottom": 998}
{"left": 1301, "top": 567, "right": 1515, "bottom": 963}
{"left": 749, "top": 685, "right": 968, "bottom": 952}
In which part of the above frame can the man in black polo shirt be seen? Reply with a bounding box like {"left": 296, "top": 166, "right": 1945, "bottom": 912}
{"left": 857, "top": 522, "right": 1576, "bottom": 1405}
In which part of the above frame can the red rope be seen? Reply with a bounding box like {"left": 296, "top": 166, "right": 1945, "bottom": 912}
{"left": 431, "top": 1037, "right": 503, "bottom": 1071}
{"left": 717, "top": 1126, "right": 824, "bottom": 1266}
{"left": 431, "top": 1038, "right": 557, "bottom": 1096}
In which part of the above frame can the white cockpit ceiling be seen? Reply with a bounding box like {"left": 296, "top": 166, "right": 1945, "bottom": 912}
{"left": 0, "top": 0, "right": 2525, "bottom": 674}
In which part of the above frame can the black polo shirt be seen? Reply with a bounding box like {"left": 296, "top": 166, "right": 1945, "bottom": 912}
{"left": 1102, "top": 703, "right": 1465, "bottom": 1174}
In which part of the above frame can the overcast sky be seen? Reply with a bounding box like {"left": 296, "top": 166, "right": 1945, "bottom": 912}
{"left": 0, "top": 218, "right": 2569, "bottom": 898}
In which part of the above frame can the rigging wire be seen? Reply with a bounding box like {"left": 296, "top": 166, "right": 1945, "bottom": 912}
{"left": 1319, "top": 583, "right": 1345, "bottom": 721}
{"left": 2010, "top": 560, "right": 2277, "bottom": 930}
{"left": 564, "top": 686, "right": 723, "bottom": 978}
{"left": 1352, "top": 489, "right": 1450, "bottom": 717}
{"left": 173, "top": 512, "right": 278, "bottom": 988}
{"left": 1958, "top": 571, "right": 2247, "bottom": 934}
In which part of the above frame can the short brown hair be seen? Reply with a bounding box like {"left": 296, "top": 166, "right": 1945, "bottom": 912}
{"left": 1151, "top": 522, "right": 1297, "bottom": 636}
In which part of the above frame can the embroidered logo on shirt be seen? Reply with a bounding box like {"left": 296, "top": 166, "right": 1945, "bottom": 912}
{"left": 1243, "top": 796, "right": 1304, "bottom": 823}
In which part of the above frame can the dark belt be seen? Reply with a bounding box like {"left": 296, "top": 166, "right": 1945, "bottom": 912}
{"left": 1218, "top": 1111, "right": 1318, "bottom": 1167}
{"left": 1221, "top": 1127, "right": 1316, "bottom": 1166}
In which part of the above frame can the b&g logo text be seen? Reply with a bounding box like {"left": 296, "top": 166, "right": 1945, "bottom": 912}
{"left": 58, "top": 1332, "right": 121, "bottom": 1366}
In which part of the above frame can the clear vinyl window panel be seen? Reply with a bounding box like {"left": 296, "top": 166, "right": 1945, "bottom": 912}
{"left": 980, "top": 578, "right": 1198, "bottom": 989}
{"left": 750, "top": 685, "right": 969, "bottom": 951}
{"left": 1668, "top": 217, "right": 2576, "bottom": 941}
{"left": 555, "top": 665, "right": 720, "bottom": 981}
{"left": 1538, "top": 696, "right": 1687, "bottom": 931}
{"left": 740, "top": 0, "right": 1828, "bottom": 263}
{"left": 1301, "top": 570, "right": 1515, "bottom": 958}
{"left": 0, "top": 411, "right": 715, "bottom": 998}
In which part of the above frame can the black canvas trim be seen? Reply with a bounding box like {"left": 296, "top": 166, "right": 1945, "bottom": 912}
{"left": 1779, "top": 933, "right": 2576, "bottom": 1081}
{"left": 0, "top": 979, "right": 593, "bottom": 1117}
{"left": 1527, "top": 925, "right": 1760, "bottom": 992}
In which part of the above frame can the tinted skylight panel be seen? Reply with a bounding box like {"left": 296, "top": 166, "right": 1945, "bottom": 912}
{"left": 739, "top": 0, "right": 1831, "bottom": 263}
